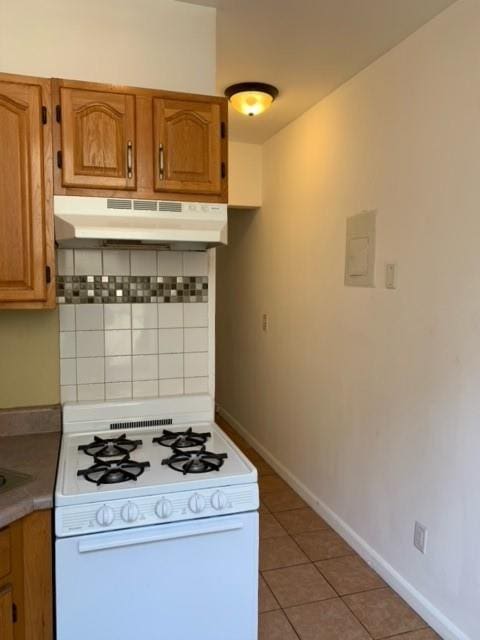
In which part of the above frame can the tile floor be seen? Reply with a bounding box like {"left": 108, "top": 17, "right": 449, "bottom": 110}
{"left": 216, "top": 414, "right": 441, "bottom": 640}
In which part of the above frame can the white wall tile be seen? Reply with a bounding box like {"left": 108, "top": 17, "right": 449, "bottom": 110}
{"left": 183, "top": 251, "right": 208, "bottom": 276}
{"left": 132, "top": 303, "right": 158, "bottom": 329}
{"left": 57, "top": 249, "right": 74, "bottom": 276}
{"left": 158, "top": 304, "right": 183, "bottom": 328}
{"left": 60, "top": 385, "right": 77, "bottom": 403}
{"left": 159, "top": 378, "right": 184, "bottom": 397}
{"left": 60, "top": 332, "right": 76, "bottom": 358}
{"left": 130, "top": 250, "right": 157, "bottom": 275}
{"left": 105, "top": 356, "right": 132, "bottom": 383}
{"left": 184, "top": 352, "right": 208, "bottom": 378}
{"left": 132, "top": 355, "right": 158, "bottom": 381}
{"left": 75, "top": 304, "right": 104, "bottom": 330}
{"left": 158, "top": 328, "right": 183, "bottom": 354}
{"left": 132, "top": 329, "right": 158, "bottom": 355}
{"left": 77, "top": 384, "right": 105, "bottom": 401}
{"left": 77, "top": 357, "right": 105, "bottom": 384}
{"left": 104, "top": 303, "right": 131, "bottom": 330}
{"left": 133, "top": 380, "right": 158, "bottom": 398}
{"left": 60, "top": 358, "right": 77, "bottom": 386}
{"left": 76, "top": 331, "right": 105, "bottom": 357}
{"left": 184, "top": 377, "right": 209, "bottom": 395}
{"left": 58, "top": 244, "right": 211, "bottom": 404}
{"left": 184, "top": 328, "right": 208, "bottom": 353}
{"left": 74, "top": 250, "right": 102, "bottom": 275}
{"left": 105, "top": 330, "right": 132, "bottom": 356}
{"left": 103, "top": 250, "right": 130, "bottom": 275}
{"left": 159, "top": 353, "right": 183, "bottom": 379}
{"left": 106, "top": 382, "right": 132, "bottom": 400}
{"left": 183, "top": 303, "right": 208, "bottom": 328}
{"left": 157, "top": 251, "right": 183, "bottom": 275}
{"left": 59, "top": 305, "right": 75, "bottom": 331}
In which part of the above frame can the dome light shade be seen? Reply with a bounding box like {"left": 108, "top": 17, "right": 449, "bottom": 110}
{"left": 225, "top": 83, "right": 279, "bottom": 117}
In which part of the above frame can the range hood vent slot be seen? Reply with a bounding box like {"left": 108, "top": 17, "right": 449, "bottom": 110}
{"left": 159, "top": 201, "right": 182, "bottom": 213}
{"left": 134, "top": 200, "right": 158, "bottom": 212}
{"left": 107, "top": 199, "right": 132, "bottom": 210}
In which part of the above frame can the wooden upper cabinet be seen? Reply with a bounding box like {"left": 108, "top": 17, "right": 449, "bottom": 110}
{"left": 0, "top": 74, "right": 54, "bottom": 308}
{"left": 153, "top": 98, "right": 222, "bottom": 195}
{"left": 53, "top": 79, "right": 228, "bottom": 202}
{"left": 59, "top": 87, "right": 136, "bottom": 190}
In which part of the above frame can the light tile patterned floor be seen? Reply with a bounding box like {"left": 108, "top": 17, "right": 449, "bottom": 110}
{"left": 216, "top": 414, "right": 441, "bottom": 640}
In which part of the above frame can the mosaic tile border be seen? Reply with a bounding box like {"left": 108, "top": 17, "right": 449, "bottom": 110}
{"left": 56, "top": 275, "right": 208, "bottom": 304}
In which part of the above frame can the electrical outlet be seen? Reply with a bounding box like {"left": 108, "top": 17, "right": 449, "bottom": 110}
{"left": 414, "top": 521, "right": 428, "bottom": 554}
{"left": 262, "top": 313, "right": 268, "bottom": 332}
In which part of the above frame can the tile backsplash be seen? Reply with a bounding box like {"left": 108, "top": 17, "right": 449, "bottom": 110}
{"left": 57, "top": 249, "right": 211, "bottom": 404}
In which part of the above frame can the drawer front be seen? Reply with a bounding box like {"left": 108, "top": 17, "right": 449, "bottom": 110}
{"left": 0, "top": 528, "right": 11, "bottom": 579}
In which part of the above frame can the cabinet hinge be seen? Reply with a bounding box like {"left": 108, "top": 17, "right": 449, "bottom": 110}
{"left": 57, "top": 150, "right": 63, "bottom": 169}
{"left": 41, "top": 106, "right": 47, "bottom": 125}
{"left": 12, "top": 602, "right": 17, "bottom": 623}
{"left": 221, "top": 162, "right": 226, "bottom": 179}
{"left": 221, "top": 122, "right": 226, "bottom": 139}
{"left": 55, "top": 104, "right": 61, "bottom": 123}
{"left": 45, "top": 265, "right": 52, "bottom": 284}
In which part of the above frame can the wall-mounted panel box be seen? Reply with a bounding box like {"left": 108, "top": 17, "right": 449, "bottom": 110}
{"left": 345, "top": 210, "right": 376, "bottom": 287}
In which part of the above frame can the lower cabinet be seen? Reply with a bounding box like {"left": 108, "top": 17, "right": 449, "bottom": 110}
{"left": 0, "top": 510, "right": 52, "bottom": 640}
{"left": 0, "top": 585, "right": 14, "bottom": 640}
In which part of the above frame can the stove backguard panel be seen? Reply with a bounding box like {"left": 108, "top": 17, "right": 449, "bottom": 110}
{"left": 57, "top": 248, "right": 214, "bottom": 404}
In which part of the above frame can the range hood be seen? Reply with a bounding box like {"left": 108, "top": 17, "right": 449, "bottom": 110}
{"left": 54, "top": 196, "right": 228, "bottom": 250}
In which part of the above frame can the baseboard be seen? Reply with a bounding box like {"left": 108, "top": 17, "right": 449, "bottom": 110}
{"left": 216, "top": 404, "right": 471, "bottom": 640}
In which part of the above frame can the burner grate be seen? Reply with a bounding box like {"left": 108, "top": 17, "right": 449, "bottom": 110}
{"left": 78, "top": 434, "right": 142, "bottom": 458}
{"left": 153, "top": 427, "right": 211, "bottom": 449}
{"left": 162, "top": 446, "right": 227, "bottom": 475}
{"left": 77, "top": 456, "right": 150, "bottom": 485}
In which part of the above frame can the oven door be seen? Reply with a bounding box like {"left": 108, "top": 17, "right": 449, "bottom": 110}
{"left": 56, "top": 512, "right": 258, "bottom": 640}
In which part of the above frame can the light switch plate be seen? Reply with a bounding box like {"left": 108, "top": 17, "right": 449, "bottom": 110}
{"left": 385, "top": 263, "right": 397, "bottom": 289}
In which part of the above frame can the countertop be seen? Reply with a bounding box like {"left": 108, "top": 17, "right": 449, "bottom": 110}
{"left": 0, "top": 406, "right": 61, "bottom": 529}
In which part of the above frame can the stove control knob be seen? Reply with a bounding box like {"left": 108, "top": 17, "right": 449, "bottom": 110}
{"left": 211, "top": 490, "right": 228, "bottom": 511}
{"left": 188, "top": 493, "right": 206, "bottom": 514}
{"left": 155, "top": 497, "right": 173, "bottom": 519}
{"left": 96, "top": 504, "right": 115, "bottom": 527}
{"left": 121, "top": 501, "right": 139, "bottom": 523}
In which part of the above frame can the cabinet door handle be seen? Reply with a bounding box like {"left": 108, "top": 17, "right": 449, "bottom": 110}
{"left": 127, "top": 141, "right": 133, "bottom": 179}
{"left": 158, "top": 144, "right": 164, "bottom": 180}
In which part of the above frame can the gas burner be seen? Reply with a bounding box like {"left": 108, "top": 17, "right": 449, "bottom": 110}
{"left": 78, "top": 434, "right": 142, "bottom": 458}
{"left": 152, "top": 427, "right": 211, "bottom": 449}
{"left": 161, "top": 446, "right": 227, "bottom": 475}
{"left": 77, "top": 456, "right": 150, "bottom": 485}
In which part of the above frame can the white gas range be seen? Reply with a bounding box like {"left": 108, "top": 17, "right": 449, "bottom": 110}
{"left": 55, "top": 395, "right": 259, "bottom": 640}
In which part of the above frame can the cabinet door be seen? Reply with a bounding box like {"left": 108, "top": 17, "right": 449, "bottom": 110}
{"left": 0, "top": 78, "right": 52, "bottom": 305}
{"left": 60, "top": 87, "right": 136, "bottom": 190}
{"left": 153, "top": 98, "right": 222, "bottom": 195}
{"left": 0, "top": 586, "right": 14, "bottom": 640}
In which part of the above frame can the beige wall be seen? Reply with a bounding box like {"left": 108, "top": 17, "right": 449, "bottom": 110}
{"left": 0, "top": 312, "right": 60, "bottom": 408}
{"left": 216, "top": 1, "right": 480, "bottom": 638}
{"left": 0, "top": 0, "right": 216, "bottom": 409}
{"left": 228, "top": 142, "right": 262, "bottom": 208}
{"left": 0, "top": 0, "right": 216, "bottom": 94}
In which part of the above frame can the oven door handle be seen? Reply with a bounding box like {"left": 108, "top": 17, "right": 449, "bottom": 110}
{"left": 78, "top": 519, "right": 244, "bottom": 553}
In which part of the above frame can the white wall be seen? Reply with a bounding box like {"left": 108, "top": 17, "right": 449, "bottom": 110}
{"left": 216, "top": 1, "right": 480, "bottom": 638}
{"left": 0, "top": 0, "right": 216, "bottom": 94}
{"left": 228, "top": 142, "right": 262, "bottom": 208}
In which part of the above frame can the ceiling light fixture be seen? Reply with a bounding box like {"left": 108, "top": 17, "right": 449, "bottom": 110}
{"left": 224, "top": 82, "right": 279, "bottom": 117}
